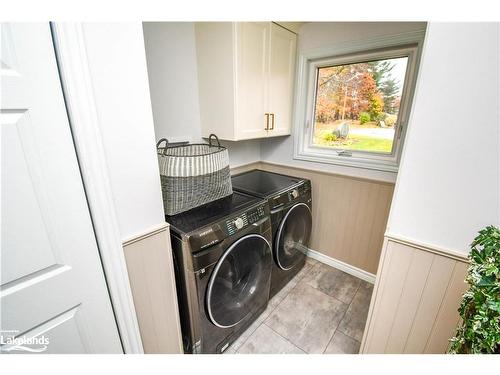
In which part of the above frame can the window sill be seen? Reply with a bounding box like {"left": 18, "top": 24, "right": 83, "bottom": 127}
{"left": 294, "top": 148, "right": 400, "bottom": 173}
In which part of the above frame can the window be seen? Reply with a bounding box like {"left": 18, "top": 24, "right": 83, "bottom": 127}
{"left": 295, "top": 38, "right": 422, "bottom": 172}
{"left": 313, "top": 56, "right": 407, "bottom": 154}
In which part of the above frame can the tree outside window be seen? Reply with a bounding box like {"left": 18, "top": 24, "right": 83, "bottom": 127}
{"left": 312, "top": 57, "right": 408, "bottom": 154}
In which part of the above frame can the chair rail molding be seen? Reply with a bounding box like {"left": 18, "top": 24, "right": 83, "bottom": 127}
{"left": 384, "top": 232, "right": 469, "bottom": 263}
{"left": 50, "top": 22, "right": 144, "bottom": 354}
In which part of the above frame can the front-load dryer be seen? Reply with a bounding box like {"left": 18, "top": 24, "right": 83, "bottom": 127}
{"left": 231, "top": 169, "right": 313, "bottom": 298}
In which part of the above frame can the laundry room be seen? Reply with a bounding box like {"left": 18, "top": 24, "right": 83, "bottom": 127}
{"left": 138, "top": 21, "right": 421, "bottom": 354}
{"left": 3, "top": 14, "right": 498, "bottom": 362}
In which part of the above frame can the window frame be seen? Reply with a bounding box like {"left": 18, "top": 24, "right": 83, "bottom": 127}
{"left": 293, "top": 31, "right": 425, "bottom": 172}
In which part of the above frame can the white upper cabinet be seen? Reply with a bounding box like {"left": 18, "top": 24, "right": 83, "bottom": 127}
{"left": 235, "top": 22, "right": 270, "bottom": 140}
{"left": 268, "top": 23, "right": 297, "bottom": 137}
{"left": 195, "top": 22, "right": 297, "bottom": 141}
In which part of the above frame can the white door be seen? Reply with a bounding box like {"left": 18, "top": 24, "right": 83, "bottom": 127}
{"left": 268, "top": 23, "right": 296, "bottom": 137}
{"left": 235, "top": 22, "right": 270, "bottom": 140}
{"left": 1, "top": 23, "right": 122, "bottom": 354}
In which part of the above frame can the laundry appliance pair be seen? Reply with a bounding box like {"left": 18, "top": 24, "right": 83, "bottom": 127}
{"left": 167, "top": 169, "right": 312, "bottom": 353}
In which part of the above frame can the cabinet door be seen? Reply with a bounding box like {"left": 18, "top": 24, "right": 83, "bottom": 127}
{"left": 268, "top": 23, "right": 296, "bottom": 137}
{"left": 235, "top": 22, "right": 270, "bottom": 140}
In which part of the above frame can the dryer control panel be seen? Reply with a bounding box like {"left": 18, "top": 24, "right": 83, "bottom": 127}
{"left": 270, "top": 180, "right": 312, "bottom": 211}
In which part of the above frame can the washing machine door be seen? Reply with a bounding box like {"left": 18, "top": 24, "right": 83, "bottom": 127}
{"left": 275, "top": 203, "right": 312, "bottom": 270}
{"left": 206, "top": 234, "right": 272, "bottom": 328}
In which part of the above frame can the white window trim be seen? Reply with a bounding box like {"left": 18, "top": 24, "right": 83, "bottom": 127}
{"left": 293, "top": 30, "right": 426, "bottom": 172}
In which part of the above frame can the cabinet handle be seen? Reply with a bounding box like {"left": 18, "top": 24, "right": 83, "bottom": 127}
{"left": 265, "top": 113, "right": 270, "bottom": 130}
{"left": 270, "top": 113, "right": 275, "bottom": 130}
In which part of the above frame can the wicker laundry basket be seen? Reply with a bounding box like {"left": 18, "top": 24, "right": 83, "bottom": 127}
{"left": 157, "top": 134, "right": 233, "bottom": 216}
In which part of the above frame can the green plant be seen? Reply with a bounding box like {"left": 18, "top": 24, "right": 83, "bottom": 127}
{"left": 322, "top": 132, "right": 338, "bottom": 142}
{"left": 359, "top": 112, "right": 371, "bottom": 124}
{"left": 449, "top": 225, "right": 500, "bottom": 354}
{"left": 369, "top": 93, "right": 384, "bottom": 120}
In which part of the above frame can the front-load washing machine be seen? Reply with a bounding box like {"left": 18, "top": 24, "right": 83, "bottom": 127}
{"left": 231, "top": 169, "right": 313, "bottom": 298}
{"left": 167, "top": 191, "right": 272, "bottom": 353}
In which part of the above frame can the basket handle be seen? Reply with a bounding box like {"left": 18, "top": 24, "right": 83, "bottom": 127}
{"left": 208, "top": 134, "right": 221, "bottom": 148}
{"left": 156, "top": 138, "right": 168, "bottom": 155}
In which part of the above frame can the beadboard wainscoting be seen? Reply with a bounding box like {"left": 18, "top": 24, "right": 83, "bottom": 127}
{"left": 122, "top": 223, "right": 183, "bottom": 353}
{"left": 360, "top": 235, "right": 469, "bottom": 354}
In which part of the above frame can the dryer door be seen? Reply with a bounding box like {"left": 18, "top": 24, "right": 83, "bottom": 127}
{"left": 206, "top": 234, "right": 272, "bottom": 328}
{"left": 275, "top": 203, "right": 312, "bottom": 270}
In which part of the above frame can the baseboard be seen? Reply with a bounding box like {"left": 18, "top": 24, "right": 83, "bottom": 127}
{"left": 306, "top": 248, "right": 376, "bottom": 284}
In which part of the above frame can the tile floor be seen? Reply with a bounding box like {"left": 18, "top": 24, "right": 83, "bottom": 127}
{"left": 225, "top": 257, "right": 374, "bottom": 354}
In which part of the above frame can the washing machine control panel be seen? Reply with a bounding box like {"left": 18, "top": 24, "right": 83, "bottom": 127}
{"left": 247, "top": 205, "right": 266, "bottom": 224}
{"left": 186, "top": 200, "right": 270, "bottom": 253}
{"left": 225, "top": 204, "right": 267, "bottom": 235}
{"left": 233, "top": 217, "right": 245, "bottom": 229}
{"left": 226, "top": 214, "right": 247, "bottom": 235}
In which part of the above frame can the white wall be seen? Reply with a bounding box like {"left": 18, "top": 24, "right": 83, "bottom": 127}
{"left": 143, "top": 22, "right": 203, "bottom": 144}
{"left": 387, "top": 23, "right": 500, "bottom": 253}
{"left": 83, "top": 23, "right": 165, "bottom": 239}
{"left": 297, "top": 22, "right": 427, "bottom": 52}
{"left": 142, "top": 22, "right": 261, "bottom": 167}
{"left": 219, "top": 139, "right": 262, "bottom": 167}
{"left": 260, "top": 22, "right": 427, "bottom": 183}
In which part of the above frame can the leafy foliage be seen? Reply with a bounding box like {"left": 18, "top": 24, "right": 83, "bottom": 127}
{"left": 381, "top": 78, "right": 400, "bottom": 114}
{"left": 367, "top": 60, "right": 394, "bottom": 86}
{"left": 314, "top": 58, "right": 404, "bottom": 124}
{"left": 449, "top": 226, "right": 500, "bottom": 354}
{"left": 322, "top": 132, "right": 338, "bottom": 142}
{"left": 359, "top": 112, "right": 371, "bottom": 124}
{"left": 369, "top": 93, "right": 384, "bottom": 121}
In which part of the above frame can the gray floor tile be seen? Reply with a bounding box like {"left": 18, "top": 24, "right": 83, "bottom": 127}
{"left": 324, "top": 331, "right": 361, "bottom": 354}
{"left": 226, "top": 262, "right": 373, "bottom": 355}
{"left": 223, "top": 346, "right": 236, "bottom": 354}
{"left": 227, "top": 302, "right": 276, "bottom": 352}
{"left": 356, "top": 280, "right": 374, "bottom": 300}
{"left": 269, "top": 279, "right": 296, "bottom": 308}
{"left": 265, "top": 282, "right": 348, "bottom": 354}
{"left": 305, "top": 256, "right": 319, "bottom": 266}
{"left": 229, "top": 261, "right": 317, "bottom": 352}
{"left": 228, "top": 331, "right": 249, "bottom": 353}
{"left": 302, "top": 263, "right": 362, "bottom": 304}
{"left": 337, "top": 281, "right": 373, "bottom": 341}
{"left": 237, "top": 324, "right": 305, "bottom": 354}
{"left": 291, "top": 261, "right": 314, "bottom": 284}
{"left": 268, "top": 261, "right": 314, "bottom": 308}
